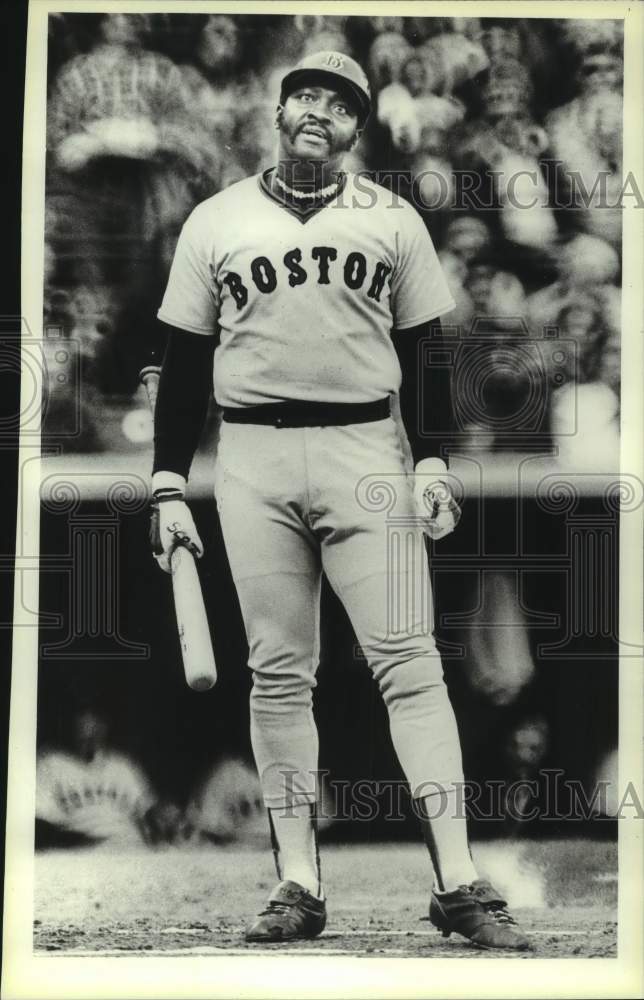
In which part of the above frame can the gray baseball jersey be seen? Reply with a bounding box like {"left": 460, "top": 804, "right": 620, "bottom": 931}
{"left": 158, "top": 171, "right": 454, "bottom": 406}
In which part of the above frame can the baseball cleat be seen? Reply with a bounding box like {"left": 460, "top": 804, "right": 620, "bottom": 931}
{"left": 429, "top": 879, "right": 533, "bottom": 951}
{"left": 245, "top": 880, "right": 326, "bottom": 942}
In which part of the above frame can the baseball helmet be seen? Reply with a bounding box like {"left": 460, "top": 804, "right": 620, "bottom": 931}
{"left": 280, "top": 50, "right": 371, "bottom": 125}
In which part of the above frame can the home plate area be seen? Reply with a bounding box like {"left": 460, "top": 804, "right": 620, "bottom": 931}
{"left": 34, "top": 840, "right": 617, "bottom": 958}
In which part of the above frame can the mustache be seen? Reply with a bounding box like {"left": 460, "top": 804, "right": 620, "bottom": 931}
{"left": 296, "top": 120, "right": 331, "bottom": 141}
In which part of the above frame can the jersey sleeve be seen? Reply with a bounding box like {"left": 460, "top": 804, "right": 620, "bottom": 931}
{"left": 390, "top": 205, "right": 455, "bottom": 329}
{"left": 157, "top": 205, "right": 219, "bottom": 335}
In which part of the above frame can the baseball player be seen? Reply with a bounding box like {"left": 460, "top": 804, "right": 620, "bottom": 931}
{"left": 150, "top": 50, "right": 531, "bottom": 950}
{"left": 36, "top": 709, "right": 156, "bottom": 845}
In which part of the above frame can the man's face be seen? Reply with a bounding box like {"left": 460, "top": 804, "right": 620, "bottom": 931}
{"left": 506, "top": 720, "right": 548, "bottom": 771}
{"left": 401, "top": 56, "right": 427, "bottom": 97}
{"left": 579, "top": 53, "right": 622, "bottom": 94}
{"left": 100, "top": 14, "right": 142, "bottom": 47}
{"left": 446, "top": 220, "right": 490, "bottom": 263}
{"left": 481, "top": 26, "right": 522, "bottom": 60}
{"left": 468, "top": 264, "right": 495, "bottom": 312}
{"left": 368, "top": 33, "right": 412, "bottom": 88}
{"left": 559, "top": 304, "right": 604, "bottom": 379}
{"left": 483, "top": 78, "right": 525, "bottom": 119}
{"left": 73, "top": 711, "right": 109, "bottom": 761}
{"left": 561, "top": 304, "right": 597, "bottom": 340}
{"left": 278, "top": 83, "right": 360, "bottom": 164}
{"left": 600, "top": 331, "right": 621, "bottom": 391}
{"left": 198, "top": 15, "right": 240, "bottom": 73}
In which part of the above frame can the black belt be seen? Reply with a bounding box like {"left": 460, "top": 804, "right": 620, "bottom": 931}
{"left": 222, "top": 397, "right": 390, "bottom": 428}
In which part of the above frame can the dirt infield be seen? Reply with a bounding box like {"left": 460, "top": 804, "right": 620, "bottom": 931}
{"left": 33, "top": 839, "right": 617, "bottom": 958}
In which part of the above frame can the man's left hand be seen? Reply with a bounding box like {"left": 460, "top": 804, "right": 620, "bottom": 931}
{"left": 413, "top": 458, "right": 462, "bottom": 541}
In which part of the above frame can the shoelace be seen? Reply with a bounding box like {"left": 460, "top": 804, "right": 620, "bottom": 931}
{"left": 471, "top": 888, "right": 517, "bottom": 926}
{"left": 259, "top": 900, "right": 295, "bottom": 917}
{"left": 484, "top": 904, "right": 517, "bottom": 926}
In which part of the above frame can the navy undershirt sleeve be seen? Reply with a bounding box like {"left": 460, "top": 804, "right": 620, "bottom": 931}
{"left": 152, "top": 323, "right": 215, "bottom": 479}
{"left": 391, "top": 319, "right": 456, "bottom": 466}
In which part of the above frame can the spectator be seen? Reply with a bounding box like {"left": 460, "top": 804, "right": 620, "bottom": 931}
{"left": 46, "top": 13, "right": 209, "bottom": 390}
{"left": 444, "top": 216, "right": 492, "bottom": 265}
{"left": 466, "top": 259, "right": 528, "bottom": 322}
{"left": 436, "top": 250, "right": 474, "bottom": 329}
{"left": 401, "top": 53, "right": 428, "bottom": 98}
{"left": 550, "top": 378, "right": 619, "bottom": 471}
{"left": 377, "top": 51, "right": 466, "bottom": 157}
{"left": 48, "top": 20, "right": 185, "bottom": 320}
{"left": 368, "top": 31, "right": 413, "bottom": 90}
{"left": 302, "top": 26, "right": 349, "bottom": 57}
{"left": 370, "top": 15, "right": 406, "bottom": 37}
{"left": 504, "top": 714, "right": 549, "bottom": 779}
{"left": 293, "top": 13, "right": 333, "bottom": 38}
{"left": 195, "top": 14, "right": 243, "bottom": 78}
{"left": 451, "top": 18, "right": 483, "bottom": 42}
{"left": 452, "top": 57, "right": 557, "bottom": 248}
{"left": 185, "top": 757, "right": 268, "bottom": 846}
{"left": 36, "top": 709, "right": 157, "bottom": 846}
{"left": 545, "top": 49, "right": 622, "bottom": 247}
{"left": 501, "top": 715, "right": 550, "bottom": 833}
{"left": 556, "top": 300, "right": 607, "bottom": 383}
{"left": 480, "top": 23, "right": 524, "bottom": 62}
{"left": 177, "top": 63, "right": 236, "bottom": 162}
{"left": 556, "top": 18, "right": 623, "bottom": 56}
{"left": 464, "top": 573, "right": 537, "bottom": 705}
{"left": 410, "top": 53, "right": 467, "bottom": 152}
{"left": 416, "top": 30, "right": 489, "bottom": 95}
{"left": 48, "top": 14, "right": 188, "bottom": 179}
{"left": 376, "top": 71, "right": 421, "bottom": 155}
{"left": 548, "top": 296, "right": 620, "bottom": 469}
{"left": 527, "top": 233, "right": 620, "bottom": 334}
{"left": 598, "top": 327, "right": 621, "bottom": 395}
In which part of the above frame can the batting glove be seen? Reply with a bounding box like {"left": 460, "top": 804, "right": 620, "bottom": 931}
{"left": 413, "top": 458, "right": 462, "bottom": 541}
{"left": 150, "top": 472, "right": 204, "bottom": 574}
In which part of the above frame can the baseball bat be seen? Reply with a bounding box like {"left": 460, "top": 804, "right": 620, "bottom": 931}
{"left": 140, "top": 365, "right": 217, "bottom": 692}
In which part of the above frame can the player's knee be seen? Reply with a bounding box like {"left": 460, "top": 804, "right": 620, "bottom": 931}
{"left": 250, "top": 667, "right": 314, "bottom": 713}
{"left": 371, "top": 644, "right": 445, "bottom": 707}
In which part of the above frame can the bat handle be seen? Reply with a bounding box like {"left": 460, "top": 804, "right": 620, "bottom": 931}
{"left": 139, "top": 365, "right": 161, "bottom": 416}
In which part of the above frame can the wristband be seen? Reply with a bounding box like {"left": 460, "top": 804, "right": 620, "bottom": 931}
{"left": 152, "top": 488, "right": 185, "bottom": 505}
{"left": 151, "top": 470, "right": 186, "bottom": 498}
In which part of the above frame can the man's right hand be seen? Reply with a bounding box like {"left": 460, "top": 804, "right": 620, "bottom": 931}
{"left": 149, "top": 481, "right": 204, "bottom": 573}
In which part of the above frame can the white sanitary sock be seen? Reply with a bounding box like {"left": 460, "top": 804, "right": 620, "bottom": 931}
{"left": 418, "top": 786, "right": 479, "bottom": 892}
{"left": 269, "top": 802, "right": 322, "bottom": 897}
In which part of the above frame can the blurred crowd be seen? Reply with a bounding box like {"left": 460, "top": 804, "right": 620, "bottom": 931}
{"left": 36, "top": 708, "right": 271, "bottom": 848}
{"left": 44, "top": 13, "right": 623, "bottom": 465}
{"left": 36, "top": 699, "right": 617, "bottom": 850}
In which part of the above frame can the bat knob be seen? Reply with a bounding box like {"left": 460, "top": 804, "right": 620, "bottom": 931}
{"left": 139, "top": 365, "right": 162, "bottom": 383}
{"left": 189, "top": 676, "right": 216, "bottom": 692}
